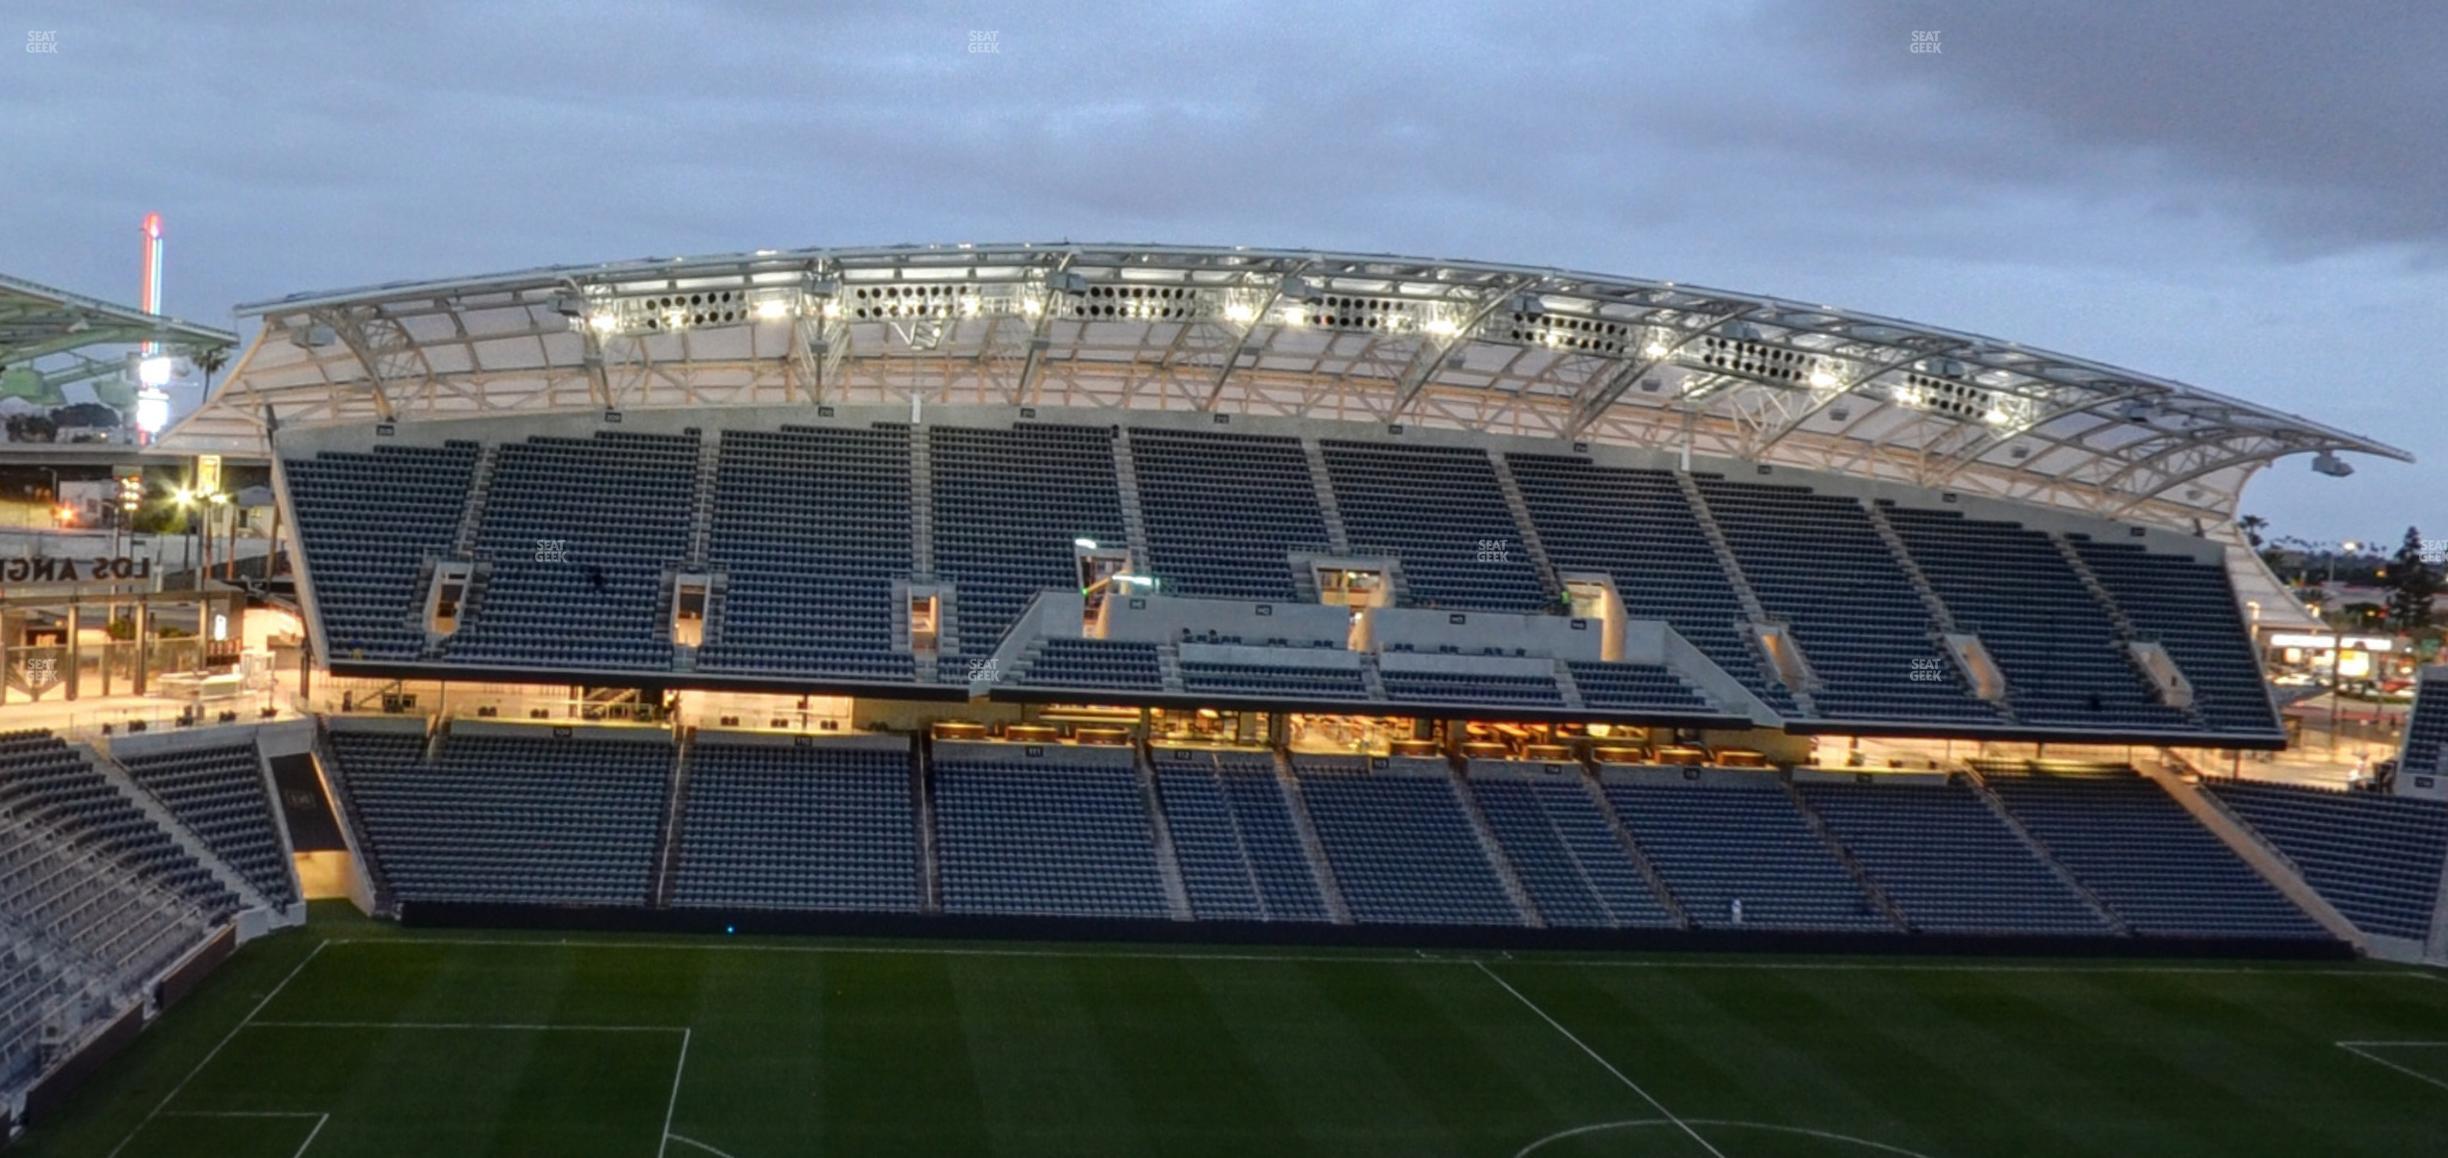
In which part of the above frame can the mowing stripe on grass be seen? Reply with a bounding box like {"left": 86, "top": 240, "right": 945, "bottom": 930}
{"left": 1475, "top": 961, "right": 1728, "bottom": 1158}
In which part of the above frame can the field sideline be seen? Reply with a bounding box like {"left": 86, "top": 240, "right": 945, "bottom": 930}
{"left": 18, "top": 905, "right": 2448, "bottom": 1157}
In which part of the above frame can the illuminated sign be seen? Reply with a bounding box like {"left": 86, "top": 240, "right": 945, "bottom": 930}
{"left": 2269, "top": 633, "right": 2395, "bottom": 652}
{"left": 0, "top": 556, "right": 154, "bottom": 584}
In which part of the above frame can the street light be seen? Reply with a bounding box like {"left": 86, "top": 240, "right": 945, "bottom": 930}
{"left": 2326, "top": 534, "right": 2362, "bottom": 756}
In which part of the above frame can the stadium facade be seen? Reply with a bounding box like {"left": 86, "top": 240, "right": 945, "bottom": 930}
{"left": 8, "top": 244, "right": 2444, "bottom": 1133}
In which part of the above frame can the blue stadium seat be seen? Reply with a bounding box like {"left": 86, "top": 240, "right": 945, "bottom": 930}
{"left": 672, "top": 741, "right": 920, "bottom": 912}
{"left": 2207, "top": 779, "right": 2445, "bottom": 941}
{"left": 1295, "top": 759, "right": 1523, "bottom": 926}
{"left": 1978, "top": 762, "right": 2327, "bottom": 940}
{"left": 931, "top": 754, "right": 1170, "bottom": 919}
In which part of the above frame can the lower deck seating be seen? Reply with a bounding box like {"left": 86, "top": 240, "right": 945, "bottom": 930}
{"left": 330, "top": 729, "right": 671, "bottom": 906}
{"left": 931, "top": 756, "right": 1170, "bottom": 919}
{"left": 0, "top": 733, "right": 238, "bottom": 919}
{"left": 1470, "top": 773, "right": 1678, "bottom": 928}
{"left": 2207, "top": 779, "right": 2447, "bottom": 942}
{"left": 116, "top": 741, "right": 296, "bottom": 907}
{"left": 1604, "top": 778, "right": 1892, "bottom": 932}
{"left": 0, "top": 814, "right": 206, "bottom": 989}
{"left": 1979, "top": 763, "right": 2328, "bottom": 940}
{"left": 1295, "top": 761, "right": 1522, "bottom": 926}
{"left": 672, "top": 742, "right": 920, "bottom": 913}
{"left": 1152, "top": 750, "right": 1330, "bottom": 922}
{"left": 1, "top": 811, "right": 211, "bottom": 1105}
{"left": 1796, "top": 779, "right": 2109, "bottom": 935}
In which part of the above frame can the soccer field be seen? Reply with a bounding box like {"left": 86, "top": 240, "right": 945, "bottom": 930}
{"left": 25, "top": 911, "right": 2448, "bottom": 1158}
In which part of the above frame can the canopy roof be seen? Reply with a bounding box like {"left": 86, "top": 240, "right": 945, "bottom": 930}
{"left": 0, "top": 270, "right": 237, "bottom": 398}
{"left": 172, "top": 243, "right": 2406, "bottom": 528}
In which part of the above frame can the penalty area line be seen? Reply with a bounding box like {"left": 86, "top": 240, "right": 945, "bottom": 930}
{"left": 2337, "top": 1040, "right": 2448, "bottom": 1094}
{"left": 106, "top": 938, "right": 330, "bottom": 1158}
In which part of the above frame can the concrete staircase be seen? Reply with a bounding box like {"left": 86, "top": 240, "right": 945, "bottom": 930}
{"left": 449, "top": 443, "right": 500, "bottom": 560}
{"left": 648, "top": 733, "right": 695, "bottom": 908}
{"left": 908, "top": 424, "right": 937, "bottom": 580}
{"left": 1551, "top": 659, "right": 1587, "bottom": 711}
{"left": 1779, "top": 778, "right": 1912, "bottom": 932}
{"left": 1959, "top": 765, "right": 2132, "bottom": 936}
{"left": 1272, "top": 752, "right": 1354, "bottom": 924}
{"left": 81, "top": 742, "right": 269, "bottom": 917}
{"left": 2054, "top": 533, "right": 2209, "bottom": 729}
{"left": 1863, "top": 500, "right": 2017, "bottom": 723}
{"left": 1132, "top": 745, "right": 1195, "bottom": 921}
{"left": 1679, "top": 471, "right": 1819, "bottom": 715}
{"left": 1489, "top": 451, "right": 1564, "bottom": 600}
{"left": 1302, "top": 437, "right": 1353, "bottom": 553}
{"left": 912, "top": 735, "right": 940, "bottom": 913}
{"left": 1448, "top": 763, "right": 1545, "bottom": 928}
{"left": 1111, "top": 426, "right": 1154, "bottom": 568}
{"left": 1582, "top": 775, "right": 1692, "bottom": 929}
{"left": 685, "top": 431, "right": 721, "bottom": 567}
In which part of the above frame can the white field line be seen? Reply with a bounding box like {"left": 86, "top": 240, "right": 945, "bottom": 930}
{"left": 2337, "top": 1040, "right": 2448, "bottom": 1093}
{"left": 107, "top": 939, "right": 330, "bottom": 1158}
{"left": 657, "top": 1028, "right": 693, "bottom": 1158}
{"left": 666, "top": 1134, "right": 744, "bottom": 1158}
{"left": 319, "top": 935, "right": 2423, "bottom": 979}
{"left": 1475, "top": 961, "right": 1727, "bottom": 1158}
{"left": 1516, "top": 1118, "right": 1939, "bottom": 1158}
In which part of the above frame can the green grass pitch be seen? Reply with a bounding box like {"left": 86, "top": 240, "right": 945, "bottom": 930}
{"left": 21, "top": 906, "right": 2448, "bottom": 1157}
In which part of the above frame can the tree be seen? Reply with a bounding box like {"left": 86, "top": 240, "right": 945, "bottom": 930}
{"left": 2389, "top": 526, "right": 2438, "bottom": 632}
{"left": 2238, "top": 514, "right": 2269, "bottom": 549}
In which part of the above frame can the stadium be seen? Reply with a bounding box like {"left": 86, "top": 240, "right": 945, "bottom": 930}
{"left": 5, "top": 242, "right": 2448, "bottom": 1157}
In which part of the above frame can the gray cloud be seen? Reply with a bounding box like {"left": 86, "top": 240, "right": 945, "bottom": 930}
{"left": 0, "top": 0, "right": 2436, "bottom": 533}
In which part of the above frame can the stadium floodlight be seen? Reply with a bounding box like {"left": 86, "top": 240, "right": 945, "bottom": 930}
{"left": 1073, "top": 537, "right": 1099, "bottom": 550}
{"left": 137, "top": 355, "right": 174, "bottom": 387}
{"left": 1222, "top": 301, "right": 1258, "bottom": 325}
{"left": 1422, "top": 315, "right": 1462, "bottom": 338}
{"left": 753, "top": 298, "right": 793, "bottom": 321}
{"left": 588, "top": 312, "right": 620, "bottom": 334}
{"left": 2312, "top": 451, "right": 2354, "bottom": 478}
{"left": 1807, "top": 367, "right": 1839, "bottom": 390}
{"left": 135, "top": 390, "right": 170, "bottom": 435}
{"left": 1643, "top": 340, "right": 1670, "bottom": 359}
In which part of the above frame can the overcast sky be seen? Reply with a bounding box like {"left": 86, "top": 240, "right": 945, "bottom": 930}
{"left": 3, "top": 1, "right": 2438, "bottom": 541}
